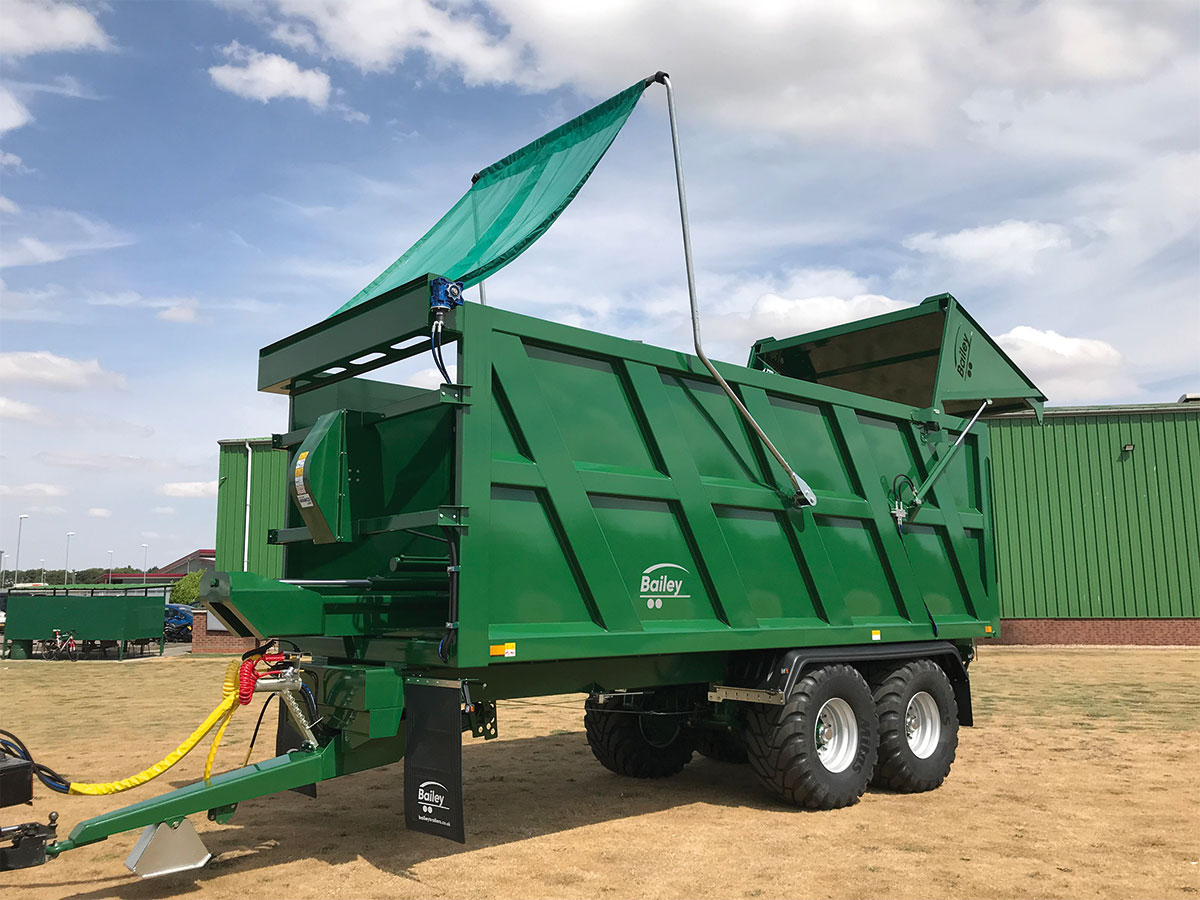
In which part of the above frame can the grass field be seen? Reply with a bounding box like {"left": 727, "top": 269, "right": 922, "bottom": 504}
{"left": 2, "top": 647, "right": 1197, "bottom": 899}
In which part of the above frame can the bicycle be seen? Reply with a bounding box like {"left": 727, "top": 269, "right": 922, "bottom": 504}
{"left": 40, "top": 629, "right": 79, "bottom": 662}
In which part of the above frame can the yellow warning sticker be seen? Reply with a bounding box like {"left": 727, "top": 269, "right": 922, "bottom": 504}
{"left": 870, "top": 630, "right": 881, "bottom": 641}
{"left": 489, "top": 642, "right": 517, "bottom": 658}
{"left": 298, "top": 451, "right": 309, "bottom": 460}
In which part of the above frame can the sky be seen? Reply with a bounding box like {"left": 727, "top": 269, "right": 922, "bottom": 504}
{"left": 1, "top": 0, "right": 1197, "bottom": 572}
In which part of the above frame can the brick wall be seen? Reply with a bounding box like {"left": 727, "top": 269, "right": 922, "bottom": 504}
{"left": 996, "top": 618, "right": 1200, "bottom": 645}
{"left": 191, "top": 609, "right": 258, "bottom": 654}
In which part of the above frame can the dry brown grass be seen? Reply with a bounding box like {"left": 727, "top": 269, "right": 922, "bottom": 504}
{"left": 2, "top": 647, "right": 1197, "bottom": 899}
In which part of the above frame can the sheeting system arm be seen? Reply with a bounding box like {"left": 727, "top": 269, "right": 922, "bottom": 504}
{"left": 652, "top": 72, "right": 816, "bottom": 508}
{"left": 893, "top": 398, "right": 992, "bottom": 532}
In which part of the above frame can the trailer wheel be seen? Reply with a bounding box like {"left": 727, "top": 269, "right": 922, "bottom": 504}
{"left": 692, "top": 728, "right": 748, "bottom": 764}
{"left": 584, "top": 694, "right": 695, "bottom": 778}
{"left": 744, "top": 664, "right": 877, "bottom": 809}
{"left": 870, "top": 659, "right": 958, "bottom": 792}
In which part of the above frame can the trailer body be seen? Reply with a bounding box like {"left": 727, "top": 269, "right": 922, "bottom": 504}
{"left": 40, "top": 280, "right": 1043, "bottom": 868}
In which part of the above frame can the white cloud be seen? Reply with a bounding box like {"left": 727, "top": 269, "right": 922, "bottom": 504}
{"left": 408, "top": 365, "right": 456, "bottom": 390}
{"left": 0, "top": 208, "right": 133, "bottom": 268}
{"left": 3, "top": 75, "right": 102, "bottom": 101}
{"left": 0, "top": 0, "right": 110, "bottom": 57}
{"left": 156, "top": 300, "right": 201, "bottom": 323}
{"left": 0, "top": 280, "right": 65, "bottom": 322}
{"left": 209, "top": 42, "right": 331, "bottom": 109}
{"left": 0, "top": 351, "right": 127, "bottom": 390}
{"left": 903, "top": 220, "right": 1070, "bottom": 274}
{"left": 0, "top": 236, "right": 63, "bottom": 266}
{"left": 997, "top": 325, "right": 1138, "bottom": 404}
{"left": 0, "top": 196, "right": 19, "bottom": 214}
{"left": 0, "top": 151, "right": 27, "bottom": 170}
{"left": 0, "top": 87, "right": 33, "bottom": 135}
{"left": 227, "top": 0, "right": 1192, "bottom": 142}
{"left": 86, "top": 507, "right": 112, "bottom": 518}
{"left": 0, "top": 396, "right": 42, "bottom": 422}
{"left": 152, "top": 506, "right": 176, "bottom": 516}
{"left": 27, "top": 504, "right": 65, "bottom": 515}
{"left": 238, "top": 0, "right": 522, "bottom": 83}
{"left": 0, "top": 483, "right": 67, "bottom": 498}
{"left": 745, "top": 292, "right": 910, "bottom": 339}
{"left": 40, "top": 451, "right": 151, "bottom": 470}
{"left": 157, "top": 481, "right": 219, "bottom": 498}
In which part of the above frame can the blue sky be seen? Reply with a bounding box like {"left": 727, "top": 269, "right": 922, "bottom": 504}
{"left": 1, "top": 0, "right": 1197, "bottom": 572}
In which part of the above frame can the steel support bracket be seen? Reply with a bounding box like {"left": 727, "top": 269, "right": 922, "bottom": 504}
{"left": 206, "top": 803, "right": 237, "bottom": 825}
{"left": 707, "top": 685, "right": 785, "bottom": 705}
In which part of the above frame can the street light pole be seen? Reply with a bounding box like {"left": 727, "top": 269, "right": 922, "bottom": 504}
{"left": 0, "top": 551, "right": 6, "bottom": 588}
{"left": 64, "top": 532, "right": 75, "bottom": 586}
{"left": 15, "top": 514, "right": 29, "bottom": 585}
{"left": 107, "top": 549, "right": 114, "bottom": 585}
{"left": 141, "top": 543, "right": 148, "bottom": 583}
{"left": 39, "top": 559, "right": 45, "bottom": 584}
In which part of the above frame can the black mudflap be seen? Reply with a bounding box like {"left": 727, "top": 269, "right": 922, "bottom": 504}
{"left": 404, "top": 682, "right": 465, "bottom": 843}
{"left": 276, "top": 703, "right": 317, "bottom": 798}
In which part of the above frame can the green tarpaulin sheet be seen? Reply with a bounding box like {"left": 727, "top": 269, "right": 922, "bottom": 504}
{"left": 331, "top": 80, "right": 650, "bottom": 317}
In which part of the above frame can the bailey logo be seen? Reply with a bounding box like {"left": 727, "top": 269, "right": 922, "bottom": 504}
{"left": 954, "top": 326, "right": 974, "bottom": 379}
{"left": 639, "top": 562, "right": 690, "bottom": 609}
{"left": 418, "top": 780, "right": 449, "bottom": 814}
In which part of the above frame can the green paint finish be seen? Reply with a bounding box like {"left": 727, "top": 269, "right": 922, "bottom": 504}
{"left": 3, "top": 593, "right": 164, "bottom": 642}
{"left": 989, "top": 406, "right": 1200, "bottom": 619}
{"left": 487, "top": 486, "right": 600, "bottom": 632}
{"left": 204, "top": 284, "right": 1002, "bottom": 663}
{"left": 714, "top": 506, "right": 823, "bottom": 625}
{"left": 752, "top": 293, "right": 1046, "bottom": 419}
{"left": 589, "top": 494, "right": 719, "bottom": 628}
{"left": 215, "top": 440, "right": 287, "bottom": 578}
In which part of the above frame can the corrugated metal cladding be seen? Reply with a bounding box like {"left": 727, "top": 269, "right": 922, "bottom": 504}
{"left": 988, "top": 405, "right": 1200, "bottom": 618}
{"left": 215, "top": 439, "right": 287, "bottom": 579}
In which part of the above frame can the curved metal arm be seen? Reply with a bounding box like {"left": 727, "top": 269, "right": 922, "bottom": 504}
{"left": 658, "top": 74, "right": 816, "bottom": 508}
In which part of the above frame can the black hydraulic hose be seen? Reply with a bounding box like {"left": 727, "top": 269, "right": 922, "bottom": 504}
{"left": 0, "top": 729, "right": 69, "bottom": 794}
{"left": 243, "top": 694, "right": 277, "bottom": 763}
{"left": 242, "top": 640, "right": 276, "bottom": 661}
{"left": 431, "top": 319, "right": 452, "bottom": 386}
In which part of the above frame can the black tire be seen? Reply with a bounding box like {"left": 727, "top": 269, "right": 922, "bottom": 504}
{"left": 870, "top": 659, "right": 958, "bottom": 792}
{"left": 585, "top": 693, "right": 695, "bottom": 778}
{"left": 693, "top": 728, "right": 748, "bottom": 764}
{"left": 744, "top": 664, "right": 877, "bottom": 809}
{"left": 40, "top": 642, "right": 55, "bottom": 661}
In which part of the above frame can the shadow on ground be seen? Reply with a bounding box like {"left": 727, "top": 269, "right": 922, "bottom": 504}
{"left": 16, "top": 731, "right": 797, "bottom": 899}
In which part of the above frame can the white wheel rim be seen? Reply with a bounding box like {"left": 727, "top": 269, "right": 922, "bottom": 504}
{"left": 905, "top": 691, "right": 940, "bottom": 759}
{"left": 814, "top": 697, "right": 858, "bottom": 773}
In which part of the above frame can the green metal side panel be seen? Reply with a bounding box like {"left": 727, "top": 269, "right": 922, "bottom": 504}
{"left": 989, "top": 410, "right": 1200, "bottom": 618}
{"left": 4, "top": 594, "right": 163, "bottom": 641}
{"left": 215, "top": 441, "right": 287, "bottom": 578}
{"left": 456, "top": 303, "right": 996, "bottom": 666}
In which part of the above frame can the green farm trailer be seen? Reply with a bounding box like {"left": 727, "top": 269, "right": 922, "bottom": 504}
{"left": 1, "top": 591, "right": 166, "bottom": 661}
{"left": 1, "top": 73, "right": 1044, "bottom": 877}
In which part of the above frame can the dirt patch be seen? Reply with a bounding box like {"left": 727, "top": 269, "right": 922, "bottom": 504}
{"left": 2, "top": 647, "right": 1198, "bottom": 899}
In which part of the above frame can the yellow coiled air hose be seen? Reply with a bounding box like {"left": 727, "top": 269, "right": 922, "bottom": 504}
{"left": 68, "top": 660, "right": 242, "bottom": 795}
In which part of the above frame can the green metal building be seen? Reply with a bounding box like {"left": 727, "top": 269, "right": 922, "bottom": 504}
{"left": 215, "top": 438, "right": 288, "bottom": 579}
{"left": 987, "top": 399, "right": 1199, "bottom": 642}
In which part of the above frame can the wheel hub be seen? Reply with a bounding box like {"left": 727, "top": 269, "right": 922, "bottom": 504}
{"left": 813, "top": 697, "right": 858, "bottom": 773}
{"left": 904, "top": 691, "right": 941, "bottom": 759}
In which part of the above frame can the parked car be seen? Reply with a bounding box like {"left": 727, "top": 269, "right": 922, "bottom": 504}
{"left": 164, "top": 603, "right": 194, "bottom": 642}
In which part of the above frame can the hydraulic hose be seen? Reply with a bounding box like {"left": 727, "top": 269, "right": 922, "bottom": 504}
{"left": 6, "top": 649, "right": 300, "bottom": 798}
{"left": 67, "top": 659, "right": 242, "bottom": 795}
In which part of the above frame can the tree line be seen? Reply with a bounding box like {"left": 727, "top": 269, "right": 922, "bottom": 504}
{"left": 1, "top": 566, "right": 159, "bottom": 586}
